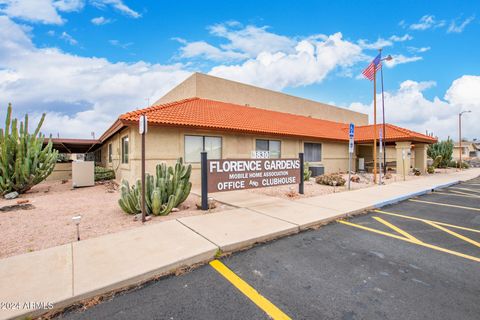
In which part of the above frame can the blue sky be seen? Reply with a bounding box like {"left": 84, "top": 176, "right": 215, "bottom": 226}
{"left": 0, "top": 0, "right": 479, "bottom": 139}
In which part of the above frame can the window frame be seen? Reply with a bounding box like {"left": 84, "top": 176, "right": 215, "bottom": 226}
{"left": 304, "top": 142, "right": 322, "bottom": 162}
{"left": 108, "top": 143, "right": 112, "bottom": 163}
{"left": 184, "top": 135, "right": 223, "bottom": 163}
{"left": 121, "top": 136, "right": 129, "bottom": 164}
{"left": 255, "top": 139, "right": 281, "bottom": 158}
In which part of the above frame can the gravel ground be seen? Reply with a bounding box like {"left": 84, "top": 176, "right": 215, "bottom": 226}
{"left": 0, "top": 180, "right": 231, "bottom": 259}
{"left": 248, "top": 168, "right": 460, "bottom": 200}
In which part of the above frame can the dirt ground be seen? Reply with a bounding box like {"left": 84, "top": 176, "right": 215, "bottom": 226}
{"left": 0, "top": 180, "right": 231, "bottom": 259}
{"left": 248, "top": 168, "right": 460, "bottom": 200}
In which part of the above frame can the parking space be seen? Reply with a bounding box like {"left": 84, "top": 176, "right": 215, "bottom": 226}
{"left": 59, "top": 179, "right": 480, "bottom": 320}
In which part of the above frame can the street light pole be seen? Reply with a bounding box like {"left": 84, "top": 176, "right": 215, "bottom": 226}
{"left": 458, "top": 110, "right": 472, "bottom": 171}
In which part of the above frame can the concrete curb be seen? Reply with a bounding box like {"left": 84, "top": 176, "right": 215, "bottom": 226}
{"left": 373, "top": 180, "right": 460, "bottom": 208}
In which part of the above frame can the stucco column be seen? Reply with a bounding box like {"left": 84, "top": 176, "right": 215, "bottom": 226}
{"left": 395, "top": 141, "right": 412, "bottom": 176}
{"left": 414, "top": 143, "right": 428, "bottom": 173}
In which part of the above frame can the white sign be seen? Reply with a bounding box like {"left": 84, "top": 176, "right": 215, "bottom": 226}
{"left": 139, "top": 115, "right": 148, "bottom": 134}
{"left": 251, "top": 151, "right": 270, "bottom": 159}
{"left": 349, "top": 138, "right": 354, "bottom": 153}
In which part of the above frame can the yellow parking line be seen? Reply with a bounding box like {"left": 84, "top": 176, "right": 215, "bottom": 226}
{"left": 209, "top": 260, "right": 291, "bottom": 320}
{"left": 423, "top": 221, "right": 480, "bottom": 248}
{"left": 338, "top": 220, "right": 480, "bottom": 263}
{"left": 435, "top": 191, "right": 480, "bottom": 199}
{"left": 450, "top": 187, "right": 480, "bottom": 194}
{"left": 374, "top": 210, "right": 480, "bottom": 234}
{"left": 409, "top": 199, "right": 480, "bottom": 212}
{"left": 372, "top": 216, "right": 421, "bottom": 242}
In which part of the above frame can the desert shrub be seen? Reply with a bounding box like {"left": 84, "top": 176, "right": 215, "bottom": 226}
{"left": 315, "top": 173, "right": 346, "bottom": 186}
{"left": 427, "top": 139, "right": 453, "bottom": 168}
{"left": 413, "top": 168, "right": 421, "bottom": 176}
{"left": 427, "top": 166, "right": 435, "bottom": 174}
{"left": 432, "top": 155, "right": 442, "bottom": 169}
{"left": 304, "top": 162, "right": 312, "bottom": 181}
{"left": 95, "top": 166, "right": 115, "bottom": 181}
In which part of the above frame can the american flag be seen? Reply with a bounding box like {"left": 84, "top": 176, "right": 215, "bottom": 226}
{"left": 362, "top": 53, "right": 382, "bottom": 81}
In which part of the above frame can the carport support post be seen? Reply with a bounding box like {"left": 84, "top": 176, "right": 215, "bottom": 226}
{"left": 201, "top": 151, "right": 208, "bottom": 210}
{"left": 299, "top": 153, "right": 304, "bottom": 195}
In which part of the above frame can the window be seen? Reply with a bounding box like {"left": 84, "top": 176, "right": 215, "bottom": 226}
{"left": 304, "top": 143, "right": 322, "bottom": 162}
{"left": 108, "top": 143, "right": 112, "bottom": 163}
{"left": 121, "top": 136, "right": 129, "bottom": 164}
{"left": 94, "top": 149, "right": 101, "bottom": 163}
{"left": 256, "top": 139, "right": 281, "bottom": 158}
{"left": 184, "top": 135, "right": 222, "bottom": 162}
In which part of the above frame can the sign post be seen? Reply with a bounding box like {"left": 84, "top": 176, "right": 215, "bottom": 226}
{"left": 201, "top": 152, "right": 208, "bottom": 210}
{"left": 348, "top": 123, "right": 355, "bottom": 190}
{"left": 139, "top": 114, "right": 148, "bottom": 223}
{"left": 379, "top": 128, "right": 383, "bottom": 185}
{"left": 299, "top": 153, "right": 304, "bottom": 195}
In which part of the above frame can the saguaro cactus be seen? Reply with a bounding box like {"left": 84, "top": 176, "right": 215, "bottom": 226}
{"left": 0, "top": 104, "right": 58, "bottom": 195}
{"left": 118, "top": 158, "right": 192, "bottom": 216}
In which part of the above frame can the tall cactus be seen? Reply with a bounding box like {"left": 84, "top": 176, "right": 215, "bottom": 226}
{"left": 118, "top": 158, "right": 192, "bottom": 216}
{"left": 0, "top": 104, "right": 58, "bottom": 195}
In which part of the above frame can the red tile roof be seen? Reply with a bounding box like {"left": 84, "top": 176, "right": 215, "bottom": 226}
{"left": 104, "top": 97, "right": 436, "bottom": 144}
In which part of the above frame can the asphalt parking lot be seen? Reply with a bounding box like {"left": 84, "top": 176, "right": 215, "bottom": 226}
{"left": 59, "top": 178, "right": 480, "bottom": 320}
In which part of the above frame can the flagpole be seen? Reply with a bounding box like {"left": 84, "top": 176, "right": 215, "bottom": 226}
{"left": 380, "top": 49, "right": 387, "bottom": 176}
{"left": 373, "top": 63, "right": 377, "bottom": 184}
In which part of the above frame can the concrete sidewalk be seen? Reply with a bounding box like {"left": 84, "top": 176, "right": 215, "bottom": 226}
{"left": 1, "top": 168, "right": 479, "bottom": 320}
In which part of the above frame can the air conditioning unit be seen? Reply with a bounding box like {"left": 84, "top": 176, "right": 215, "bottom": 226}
{"left": 358, "top": 158, "right": 365, "bottom": 171}
{"left": 309, "top": 165, "right": 325, "bottom": 177}
{"left": 72, "top": 161, "right": 95, "bottom": 188}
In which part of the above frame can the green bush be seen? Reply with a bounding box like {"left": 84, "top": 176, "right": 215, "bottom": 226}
{"left": 0, "top": 104, "right": 58, "bottom": 195}
{"left": 427, "top": 139, "right": 453, "bottom": 168}
{"left": 95, "top": 166, "right": 115, "bottom": 181}
{"left": 448, "top": 160, "right": 469, "bottom": 169}
{"left": 427, "top": 166, "right": 435, "bottom": 174}
{"left": 303, "top": 162, "right": 312, "bottom": 181}
{"left": 315, "top": 173, "right": 346, "bottom": 186}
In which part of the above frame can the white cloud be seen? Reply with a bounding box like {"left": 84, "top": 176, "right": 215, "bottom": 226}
{"left": 447, "top": 16, "right": 475, "bottom": 33}
{"left": 209, "top": 32, "right": 364, "bottom": 90}
{"left": 389, "top": 34, "right": 413, "bottom": 42}
{"left": 0, "top": 16, "right": 189, "bottom": 138}
{"left": 109, "top": 39, "right": 132, "bottom": 49}
{"left": 91, "top": 16, "right": 111, "bottom": 25}
{"left": 177, "top": 40, "right": 248, "bottom": 62}
{"left": 357, "top": 38, "right": 393, "bottom": 50}
{"left": 90, "top": 0, "right": 140, "bottom": 18}
{"left": 53, "top": 0, "right": 84, "bottom": 12}
{"left": 409, "top": 15, "right": 445, "bottom": 31}
{"left": 384, "top": 54, "right": 422, "bottom": 68}
{"left": 60, "top": 31, "right": 77, "bottom": 45}
{"left": 349, "top": 77, "right": 480, "bottom": 140}
{"left": 357, "top": 34, "right": 412, "bottom": 50}
{"left": 209, "top": 23, "right": 296, "bottom": 57}
{"left": 0, "top": 0, "right": 64, "bottom": 24}
{"left": 407, "top": 46, "right": 431, "bottom": 53}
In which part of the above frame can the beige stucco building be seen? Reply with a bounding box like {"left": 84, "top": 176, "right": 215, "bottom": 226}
{"left": 97, "top": 73, "right": 436, "bottom": 186}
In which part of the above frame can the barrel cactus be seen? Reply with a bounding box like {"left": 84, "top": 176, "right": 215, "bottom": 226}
{"left": 0, "top": 103, "right": 58, "bottom": 195}
{"left": 118, "top": 158, "right": 192, "bottom": 216}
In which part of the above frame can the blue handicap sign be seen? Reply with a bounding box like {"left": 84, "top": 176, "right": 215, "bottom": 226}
{"left": 349, "top": 123, "right": 355, "bottom": 138}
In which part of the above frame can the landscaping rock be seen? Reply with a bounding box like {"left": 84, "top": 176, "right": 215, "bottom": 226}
{"left": 4, "top": 191, "right": 19, "bottom": 200}
{"left": 16, "top": 199, "right": 29, "bottom": 204}
{"left": 315, "top": 173, "right": 346, "bottom": 186}
{"left": 384, "top": 173, "right": 393, "bottom": 179}
{"left": 350, "top": 175, "right": 360, "bottom": 183}
{"left": 171, "top": 208, "right": 180, "bottom": 212}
